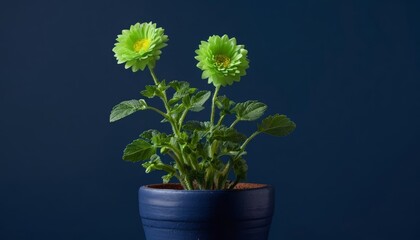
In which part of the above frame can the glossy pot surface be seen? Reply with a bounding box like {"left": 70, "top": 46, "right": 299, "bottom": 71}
{"left": 139, "top": 183, "right": 275, "bottom": 240}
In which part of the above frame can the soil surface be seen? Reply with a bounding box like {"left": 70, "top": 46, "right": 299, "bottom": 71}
{"left": 146, "top": 183, "right": 267, "bottom": 190}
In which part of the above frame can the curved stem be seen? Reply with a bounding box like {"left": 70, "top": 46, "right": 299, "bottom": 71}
{"left": 240, "top": 131, "right": 260, "bottom": 150}
{"left": 148, "top": 67, "right": 181, "bottom": 136}
{"left": 226, "top": 131, "right": 260, "bottom": 190}
{"left": 228, "top": 179, "right": 240, "bottom": 190}
{"left": 229, "top": 118, "right": 240, "bottom": 128}
{"left": 164, "top": 145, "right": 182, "bottom": 160}
{"left": 178, "top": 109, "right": 188, "bottom": 127}
{"left": 146, "top": 106, "right": 168, "bottom": 119}
{"left": 210, "top": 85, "right": 221, "bottom": 127}
{"left": 149, "top": 68, "right": 171, "bottom": 113}
{"left": 215, "top": 114, "right": 226, "bottom": 128}
{"left": 167, "top": 150, "right": 193, "bottom": 190}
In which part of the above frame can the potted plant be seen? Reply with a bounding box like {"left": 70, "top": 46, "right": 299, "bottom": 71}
{"left": 110, "top": 21, "right": 296, "bottom": 240}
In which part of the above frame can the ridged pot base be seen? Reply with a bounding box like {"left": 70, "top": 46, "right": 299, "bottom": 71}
{"left": 138, "top": 183, "right": 275, "bottom": 240}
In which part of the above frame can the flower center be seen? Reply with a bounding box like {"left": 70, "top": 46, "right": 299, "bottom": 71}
{"left": 133, "top": 39, "right": 151, "bottom": 52}
{"left": 214, "top": 55, "right": 231, "bottom": 68}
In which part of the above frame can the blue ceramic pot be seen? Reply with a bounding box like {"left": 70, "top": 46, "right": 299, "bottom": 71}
{"left": 138, "top": 183, "right": 275, "bottom": 240}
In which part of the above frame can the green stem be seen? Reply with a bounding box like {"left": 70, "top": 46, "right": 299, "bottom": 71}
{"left": 168, "top": 150, "right": 194, "bottom": 190}
{"left": 228, "top": 131, "right": 261, "bottom": 189}
{"left": 229, "top": 118, "right": 240, "bottom": 128}
{"left": 171, "top": 143, "right": 194, "bottom": 190}
{"left": 149, "top": 68, "right": 171, "bottom": 113}
{"left": 210, "top": 85, "right": 221, "bottom": 127}
{"left": 165, "top": 145, "right": 182, "bottom": 161}
{"left": 167, "top": 150, "right": 185, "bottom": 173}
{"left": 167, "top": 151, "right": 188, "bottom": 189}
{"left": 215, "top": 114, "right": 226, "bottom": 128}
{"left": 147, "top": 106, "right": 179, "bottom": 136}
{"left": 146, "top": 106, "right": 168, "bottom": 119}
{"left": 240, "top": 131, "right": 260, "bottom": 150}
{"left": 148, "top": 67, "right": 181, "bottom": 136}
{"left": 149, "top": 67, "right": 160, "bottom": 85}
{"left": 157, "top": 164, "right": 177, "bottom": 174}
{"left": 184, "top": 177, "right": 194, "bottom": 190}
{"left": 178, "top": 109, "right": 188, "bottom": 127}
{"left": 218, "top": 160, "right": 231, "bottom": 189}
{"left": 147, "top": 69, "right": 193, "bottom": 189}
{"left": 228, "top": 179, "right": 240, "bottom": 190}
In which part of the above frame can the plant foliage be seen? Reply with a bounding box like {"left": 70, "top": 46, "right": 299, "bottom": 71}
{"left": 110, "top": 22, "right": 296, "bottom": 190}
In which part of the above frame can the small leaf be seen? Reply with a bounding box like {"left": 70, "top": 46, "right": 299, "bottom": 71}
{"left": 122, "top": 139, "right": 156, "bottom": 162}
{"left": 110, "top": 99, "right": 147, "bottom": 122}
{"left": 232, "top": 100, "right": 267, "bottom": 121}
{"left": 142, "top": 154, "right": 162, "bottom": 173}
{"left": 139, "top": 130, "right": 171, "bottom": 147}
{"left": 189, "top": 106, "right": 205, "bottom": 112}
{"left": 182, "top": 95, "right": 192, "bottom": 106}
{"left": 169, "top": 103, "right": 186, "bottom": 120}
{"left": 189, "top": 91, "right": 211, "bottom": 112}
{"left": 168, "top": 97, "right": 180, "bottom": 106}
{"left": 258, "top": 114, "right": 296, "bottom": 136}
{"left": 162, "top": 173, "right": 174, "bottom": 183}
{"left": 169, "top": 80, "right": 189, "bottom": 91}
{"left": 140, "top": 85, "right": 161, "bottom": 98}
{"left": 141, "top": 154, "right": 175, "bottom": 174}
{"left": 216, "top": 95, "right": 235, "bottom": 115}
{"left": 139, "top": 129, "right": 159, "bottom": 141}
{"left": 150, "top": 132, "right": 171, "bottom": 147}
{"left": 169, "top": 80, "right": 197, "bottom": 100}
{"left": 157, "top": 80, "right": 169, "bottom": 92}
{"left": 211, "top": 127, "right": 247, "bottom": 143}
{"left": 192, "top": 91, "right": 211, "bottom": 106}
{"left": 182, "top": 121, "right": 210, "bottom": 132}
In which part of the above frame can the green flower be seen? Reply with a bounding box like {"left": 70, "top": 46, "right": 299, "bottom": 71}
{"left": 113, "top": 22, "right": 168, "bottom": 72}
{"left": 195, "top": 35, "right": 249, "bottom": 87}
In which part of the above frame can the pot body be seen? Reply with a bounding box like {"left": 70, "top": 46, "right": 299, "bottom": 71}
{"left": 138, "top": 183, "right": 275, "bottom": 240}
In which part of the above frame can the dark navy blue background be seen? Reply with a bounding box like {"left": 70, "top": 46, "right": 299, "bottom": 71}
{"left": 1, "top": 0, "right": 419, "bottom": 239}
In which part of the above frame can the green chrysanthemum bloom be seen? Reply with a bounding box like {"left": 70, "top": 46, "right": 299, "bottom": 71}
{"left": 195, "top": 34, "right": 249, "bottom": 87}
{"left": 112, "top": 22, "right": 168, "bottom": 72}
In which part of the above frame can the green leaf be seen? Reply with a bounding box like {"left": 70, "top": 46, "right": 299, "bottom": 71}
{"left": 169, "top": 80, "right": 189, "bottom": 91}
{"left": 182, "top": 121, "right": 211, "bottom": 142}
{"left": 141, "top": 154, "right": 175, "bottom": 174}
{"left": 168, "top": 103, "right": 186, "bottom": 121}
{"left": 162, "top": 172, "right": 174, "bottom": 183}
{"left": 177, "top": 90, "right": 210, "bottom": 112}
{"left": 232, "top": 100, "right": 267, "bottom": 121}
{"left": 232, "top": 158, "right": 248, "bottom": 182}
{"left": 211, "top": 127, "right": 247, "bottom": 143}
{"left": 216, "top": 95, "right": 235, "bottom": 115}
{"left": 258, "top": 114, "right": 296, "bottom": 136}
{"left": 141, "top": 81, "right": 169, "bottom": 99}
{"left": 142, "top": 154, "right": 162, "bottom": 173}
{"left": 190, "top": 91, "right": 211, "bottom": 112}
{"left": 168, "top": 97, "right": 181, "bottom": 106}
{"left": 140, "top": 85, "right": 161, "bottom": 98}
{"left": 192, "top": 91, "right": 211, "bottom": 106}
{"left": 169, "top": 80, "right": 197, "bottom": 102}
{"left": 139, "top": 130, "right": 171, "bottom": 148}
{"left": 122, "top": 139, "right": 156, "bottom": 162}
{"left": 219, "top": 141, "right": 243, "bottom": 154}
{"left": 182, "top": 121, "right": 210, "bottom": 132}
{"left": 157, "top": 80, "right": 169, "bottom": 91}
{"left": 151, "top": 132, "right": 171, "bottom": 147}
{"left": 139, "top": 129, "right": 159, "bottom": 141}
{"left": 110, "top": 99, "right": 147, "bottom": 122}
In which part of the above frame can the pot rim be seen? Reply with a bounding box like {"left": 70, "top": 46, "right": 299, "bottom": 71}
{"left": 140, "top": 182, "right": 273, "bottom": 193}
